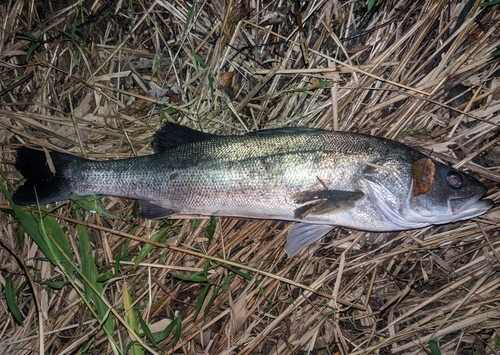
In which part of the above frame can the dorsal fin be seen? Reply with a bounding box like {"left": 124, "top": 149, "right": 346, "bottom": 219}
{"left": 247, "top": 127, "right": 318, "bottom": 136}
{"left": 152, "top": 122, "right": 216, "bottom": 153}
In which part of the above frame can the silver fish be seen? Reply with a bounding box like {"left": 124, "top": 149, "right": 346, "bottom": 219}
{"left": 13, "top": 123, "right": 493, "bottom": 257}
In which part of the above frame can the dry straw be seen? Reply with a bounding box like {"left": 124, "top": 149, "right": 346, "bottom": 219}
{"left": 0, "top": 0, "right": 499, "bottom": 354}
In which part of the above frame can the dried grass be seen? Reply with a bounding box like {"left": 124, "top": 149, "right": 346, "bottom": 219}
{"left": 1, "top": 0, "right": 499, "bottom": 354}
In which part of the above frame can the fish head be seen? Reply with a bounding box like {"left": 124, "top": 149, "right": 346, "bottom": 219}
{"left": 405, "top": 159, "right": 493, "bottom": 224}
{"left": 363, "top": 155, "right": 492, "bottom": 229}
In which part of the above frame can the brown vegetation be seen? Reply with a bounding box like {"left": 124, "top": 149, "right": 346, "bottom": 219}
{"left": 1, "top": 0, "right": 499, "bottom": 354}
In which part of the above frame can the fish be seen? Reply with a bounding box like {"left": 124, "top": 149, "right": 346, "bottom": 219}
{"left": 12, "top": 123, "right": 493, "bottom": 257}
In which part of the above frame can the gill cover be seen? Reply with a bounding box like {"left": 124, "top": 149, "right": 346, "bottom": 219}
{"left": 362, "top": 153, "right": 427, "bottom": 229}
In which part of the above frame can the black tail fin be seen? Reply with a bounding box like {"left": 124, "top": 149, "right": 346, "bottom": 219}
{"left": 13, "top": 148, "right": 81, "bottom": 205}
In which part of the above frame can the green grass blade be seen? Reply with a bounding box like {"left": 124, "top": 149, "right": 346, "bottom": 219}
{"left": 428, "top": 340, "right": 442, "bottom": 355}
{"left": 76, "top": 209, "right": 115, "bottom": 334}
{"left": 153, "top": 317, "right": 176, "bottom": 343}
{"left": 5, "top": 275, "right": 24, "bottom": 324}
{"left": 221, "top": 272, "right": 235, "bottom": 292}
{"left": 42, "top": 279, "right": 67, "bottom": 290}
{"left": 207, "top": 74, "right": 214, "bottom": 97}
{"left": 288, "top": 80, "right": 333, "bottom": 92}
{"left": 26, "top": 42, "right": 41, "bottom": 62}
{"left": 40, "top": 214, "right": 74, "bottom": 275}
{"left": 138, "top": 313, "right": 156, "bottom": 344}
{"left": 133, "top": 228, "right": 167, "bottom": 270}
{"left": 479, "top": 0, "right": 500, "bottom": 6}
{"left": 183, "top": 2, "right": 196, "bottom": 35}
{"left": 80, "top": 339, "right": 94, "bottom": 353}
{"left": 151, "top": 53, "right": 163, "bottom": 78}
{"left": 174, "top": 313, "right": 182, "bottom": 345}
{"left": 367, "top": 0, "right": 377, "bottom": 12}
{"left": 1, "top": 183, "right": 68, "bottom": 269}
{"left": 71, "top": 194, "right": 119, "bottom": 219}
{"left": 204, "top": 285, "right": 220, "bottom": 317}
{"left": 221, "top": 264, "right": 253, "bottom": 280}
{"left": 174, "top": 273, "right": 209, "bottom": 282}
{"left": 191, "top": 51, "right": 207, "bottom": 70}
{"left": 193, "top": 283, "right": 210, "bottom": 320}
{"left": 206, "top": 216, "right": 217, "bottom": 245}
{"left": 124, "top": 282, "right": 144, "bottom": 355}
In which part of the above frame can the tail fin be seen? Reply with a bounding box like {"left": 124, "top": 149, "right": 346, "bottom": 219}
{"left": 13, "top": 148, "right": 81, "bottom": 205}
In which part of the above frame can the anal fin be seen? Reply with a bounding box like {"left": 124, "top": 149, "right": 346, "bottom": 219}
{"left": 138, "top": 200, "right": 176, "bottom": 219}
{"left": 286, "top": 223, "right": 335, "bottom": 258}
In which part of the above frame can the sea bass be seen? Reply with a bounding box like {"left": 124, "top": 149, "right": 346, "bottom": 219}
{"left": 13, "top": 123, "right": 493, "bottom": 257}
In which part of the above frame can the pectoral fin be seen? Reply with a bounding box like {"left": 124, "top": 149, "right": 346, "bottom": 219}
{"left": 286, "top": 223, "right": 335, "bottom": 258}
{"left": 138, "top": 200, "right": 176, "bottom": 219}
{"left": 292, "top": 189, "right": 364, "bottom": 218}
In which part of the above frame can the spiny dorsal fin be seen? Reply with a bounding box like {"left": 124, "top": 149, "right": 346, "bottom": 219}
{"left": 152, "top": 122, "right": 217, "bottom": 153}
{"left": 247, "top": 127, "right": 318, "bottom": 136}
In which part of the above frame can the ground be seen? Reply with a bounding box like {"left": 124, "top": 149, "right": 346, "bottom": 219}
{"left": 0, "top": 1, "right": 499, "bottom": 354}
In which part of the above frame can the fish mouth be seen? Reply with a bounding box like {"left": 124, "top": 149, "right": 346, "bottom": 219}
{"left": 449, "top": 193, "right": 493, "bottom": 217}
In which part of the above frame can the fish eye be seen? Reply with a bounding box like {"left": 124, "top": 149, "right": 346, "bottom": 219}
{"left": 447, "top": 172, "right": 462, "bottom": 189}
